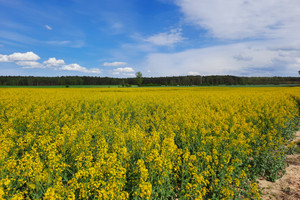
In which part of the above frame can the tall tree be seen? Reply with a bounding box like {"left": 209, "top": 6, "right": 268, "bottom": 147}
{"left": 135, "top": 72, "right": 143, "bottom": 86}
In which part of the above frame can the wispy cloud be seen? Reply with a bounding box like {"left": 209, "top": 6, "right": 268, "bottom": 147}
{"left": 144, "top": 28, "right": 184, "bottom": 46}
{"left": 46, "top": 40, "right": 70, "bottom": 45}
{"left": 114, "top": 29, "right": 184, "bottom": 61}
{"left": 45, "top": 25, "right": 52, "bottom": 30}
{"left": 103, "top": 61, "right": 127, "bottom": 67}
{"left": 0, "top": 30, "right": 38, "bottom": 44}
{"left": 45, "top": 40, "right": 85, "bottom": 48}
{"left": 0, "top": 30, "right": 82, "bottom": 48}
{"left": 111, "top": 22, "right": 124, "bottom": 33}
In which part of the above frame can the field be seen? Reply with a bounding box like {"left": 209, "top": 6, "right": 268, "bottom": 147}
{"left": 0, "top": 87, "right": 299, "bottom": 199}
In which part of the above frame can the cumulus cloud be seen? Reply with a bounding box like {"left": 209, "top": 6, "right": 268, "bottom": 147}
{"left": 45, "top": 25, "right": 52, "bottom": 30}
{"left": 61, "top": 64, "right": 84, "bottom": 71}
{"left": 144, "top": 28, "right": 184, "bottom": 46}
{"left": 113, "top": 67, "right": 134, "bottom": 73}
{"left": 0, "top": 52, "right": 40, "bottom": 62}
{"left": 175, "top": 0, "right": 300, "bottom": 40}
{"left": 15, "top": 61, "right": 44, "bottom": 69}
{"left": 0, "top": 55, "right": 9, "bottom": 62}
{"left": 61, "top": 64, "right": 101, "bottom": 74}
{"left": 103, "top": 61, "right": 127, "bottom": 67}
{"left": 112, "top": 67, "right": 135, "bottom": 75}
{"left": 0, "top": 52, "right": 44, "bottom": 69}
{"left": 43, "top": 57, "right": 65, "bottom": 68}
{"left": 0, "top": 52, "right": 102, "bottom": 74}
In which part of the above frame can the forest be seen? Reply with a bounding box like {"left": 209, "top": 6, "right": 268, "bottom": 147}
{"left": 0, "top": 75, "right": 299, "bottom": 86}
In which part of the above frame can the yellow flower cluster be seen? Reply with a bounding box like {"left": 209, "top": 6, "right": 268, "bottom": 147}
{"left": 0, "top": 87, "right": 299, "bottom": 199}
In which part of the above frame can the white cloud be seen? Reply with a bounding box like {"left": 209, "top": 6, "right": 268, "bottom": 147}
{"left": 112, "top": 67, "right": 135, "bottom": 76}
{"left": 188, "top": 71, "right": 200, "bottom": 75}
{"left": 144, "top": 41, "right": 300, "bottom": 77}
{"left": 144, "top": 28, "right": 184, "bottom": 46}
{"left": 0, "top": 51, "right": 43, "bottom": 68}
{"left": 45, "top": 25, "right": 52, "bottom": 30}
{"left": 113, "top": 67, "right": 135, "bottom": 73}
{"left": 175, "top": 0, "right": 300, "bottom": 40}
{"left": 61, "top": 64, "right": 89, "bottom": 72}
{"left": 0, "top": 51, "right": 103, "bottom": 74}
{"left": 61, "top": 64, "right": 101, "bottom": 74}
{"left": 16, "top": 61, "right": 44, "bottom": 69}
{"left": 0, "top": 52, "right": 40, "bottom": 62}
{"left": 88, "top": 68, "right": 102, "bottom": 74}
{"left": 43, "top": 57, "right": 65, "bottom": 68}
{"left": 103, "top": 61, "right": 127, "bottom": 67}
{"left": 0, "top": 55, "right": 9, "bottom": 62}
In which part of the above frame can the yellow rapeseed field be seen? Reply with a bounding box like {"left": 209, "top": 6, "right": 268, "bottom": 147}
{"left": 0, "top": 87, "right": 299, "bottom": 199}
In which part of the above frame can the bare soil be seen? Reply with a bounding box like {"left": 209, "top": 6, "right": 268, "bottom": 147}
{"left": 258, "top": 130, "right": 300, "bottom": 200}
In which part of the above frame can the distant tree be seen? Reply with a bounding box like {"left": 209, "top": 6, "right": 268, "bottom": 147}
{"left": 135, "top": 72, "right": 143, "bottom": 86}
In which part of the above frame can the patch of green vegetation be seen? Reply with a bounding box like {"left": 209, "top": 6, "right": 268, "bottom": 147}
{"left": 0, "top": 84, "right": 299, "bottom": 88}
{"left": 216, "top": 84, "right": 300, "bottom": 87}
{"left": 295, "top": 140, "right": 300, "bottom": 154}
{"left": 287, "top": 139, "right": 300, "bottom": 154}
{"left": 0, "top": 85, "right": 139, "bottom": 88}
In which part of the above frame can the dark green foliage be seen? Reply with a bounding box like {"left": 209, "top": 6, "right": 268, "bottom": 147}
{"left": 0, "top": 75, "right": 299, "bottom": 86}
{"left": 135, "top": 72, "right": 143, "bottom": 86}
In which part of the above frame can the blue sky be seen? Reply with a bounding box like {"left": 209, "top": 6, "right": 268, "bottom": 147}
{"left": 1, "top": 0, "right": 300, "bottom": 77}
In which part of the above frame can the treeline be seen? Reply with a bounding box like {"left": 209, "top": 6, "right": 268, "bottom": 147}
{"left": 0, "top": 75, "right": 299, "bottom": 86}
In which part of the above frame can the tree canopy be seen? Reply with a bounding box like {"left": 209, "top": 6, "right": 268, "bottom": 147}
{"left": 135, "top": 72, "right": 143, "bottom": 86}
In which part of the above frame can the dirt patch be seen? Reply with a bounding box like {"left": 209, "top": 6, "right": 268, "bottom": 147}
{"left": 259, "top": 130, "right": 300, "bottom": 200}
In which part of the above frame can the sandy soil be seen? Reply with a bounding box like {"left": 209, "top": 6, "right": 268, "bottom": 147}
{"left": 258, "top": 130, "right": 300, "bottom": 200}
